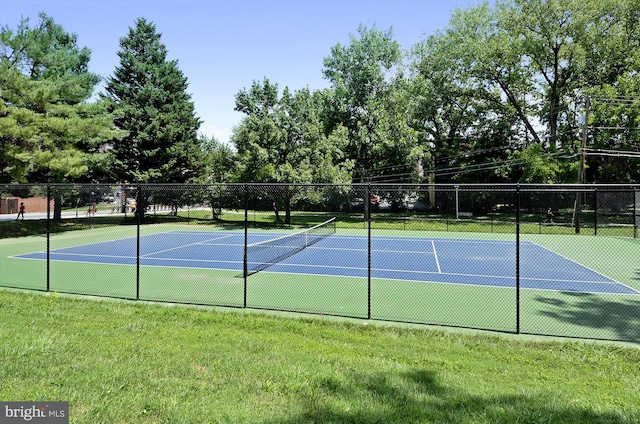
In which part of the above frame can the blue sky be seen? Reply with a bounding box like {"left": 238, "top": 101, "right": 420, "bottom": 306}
{"left": 1, "top": 0, "right": 486, "bottom": 144}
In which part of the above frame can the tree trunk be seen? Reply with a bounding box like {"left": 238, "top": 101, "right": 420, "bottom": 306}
{"left": 53, "top": 194, "right": 62, "bottom": 221}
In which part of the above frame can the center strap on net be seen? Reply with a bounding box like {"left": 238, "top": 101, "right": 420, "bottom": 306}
{"left": 243, "top": 217, "right": 336, "bottom": 277}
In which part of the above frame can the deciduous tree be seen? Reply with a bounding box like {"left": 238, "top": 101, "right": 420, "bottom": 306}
{"left": 323, "top": 25, "right": 423, "bottom": 183}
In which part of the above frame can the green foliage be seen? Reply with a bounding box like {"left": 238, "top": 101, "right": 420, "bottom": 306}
{"left": 103, "top": 18, "right": 204, "bottom": 185}
{"left": 513, "top": 144, "right": 564, "bottom": 183}
{"left": 232, "top": 79, "right": 351, "bottom": 185}
{"left": 0, "top": 12, "right": 99, "bottom": 101}
{"left": 323, "top": 25, "right": 425, "bottom": 182}
{"left": 409, "top": 0, "right": 640, "bottom": 184}
{"left": 197, "top": 134, "right": 236, "bottom": 183}
{"left": 586, "top": 71, "right": 640, "bottom": 182}
{"left": 2, "top": 1, "right": 639, "bottom": 186}
{"left": 0, "top": 13, "right": 114, "bottom": 185}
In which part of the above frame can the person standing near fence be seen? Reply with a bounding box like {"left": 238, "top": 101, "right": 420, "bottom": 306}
{"left": 546, "top": 207, "right": 554, "bottom": 223}
{"left": 16, "top": 202, "right": 25, "bottom": 220}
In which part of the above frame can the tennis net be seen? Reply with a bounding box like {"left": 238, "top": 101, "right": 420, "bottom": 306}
{"left": 244, "top": 217, "right": 336, "bottom": 276}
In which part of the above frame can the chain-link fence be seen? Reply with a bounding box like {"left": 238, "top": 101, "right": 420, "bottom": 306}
{"left": 2, "top": 183, "right": 639, "bottom": 342}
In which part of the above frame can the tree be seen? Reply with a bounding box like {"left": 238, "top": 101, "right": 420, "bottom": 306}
{"left": 322, "top": 25, "right": 424, "bottom": 183}
{"left": 232, "top": 78, "right": 283, "bottom": 183}
{"left": 495, "top": 0, "right": 639, "bottom": 182}
{"left": 586, "top": 91, "right": 640, "bottom": 183}
{"left": 232, "top": 79, "right": 352, "bottom": 223}
{"left": 409, "top": 7, "right": 522, "bottom": 187}
{"left": 580, "top": 0, "right": 640, "bottom": 183}
{"left": 103, "top": 18, "right": 204, "bottom": 187}
{"left": 409, "top": 0, "right": 640, "bottom": 184}
{"left": 198, "top": 134, "right": 236, "bottom": 184}
{"left": 232, "top": 79, "right": 347, "bottom": 186}
{"left": 0, "top": 13, "right": 115, "bottom": 219}
{"left": 278, "top": 87, "right": 352, "bottom": 185}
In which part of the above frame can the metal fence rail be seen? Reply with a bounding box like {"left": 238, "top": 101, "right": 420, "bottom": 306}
{"left": 1, "top": 183, "right": 639, "bottom": 342}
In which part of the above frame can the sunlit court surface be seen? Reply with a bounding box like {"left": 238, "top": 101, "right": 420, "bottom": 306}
{"left": 12, "top": 227, "right": 638, "bottom": 295}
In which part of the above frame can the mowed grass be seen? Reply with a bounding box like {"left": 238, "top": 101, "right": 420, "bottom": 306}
{"left": 1, "top": 290, "right": 639, "bottom": 424}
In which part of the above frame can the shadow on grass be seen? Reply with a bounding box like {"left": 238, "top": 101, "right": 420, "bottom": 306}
{"left": 0, "top": 215, "right": 244, "bottom": 239}
{"left": 534, "top": 292, "right": 640, "bottom": 343}
{"left": 0, "top": 217, "right": 132, "bottom": 239}
{"left": 263, "top": 368, "right": 632, "bottom": 424}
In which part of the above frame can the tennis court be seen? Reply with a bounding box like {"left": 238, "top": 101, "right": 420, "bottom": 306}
{"left": 12, "top": 225, "right": 638, "bottom": 296}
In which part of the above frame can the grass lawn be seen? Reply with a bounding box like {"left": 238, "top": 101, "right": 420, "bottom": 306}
{"left": 1, "top": 290, "right": 638, "bottom": 423}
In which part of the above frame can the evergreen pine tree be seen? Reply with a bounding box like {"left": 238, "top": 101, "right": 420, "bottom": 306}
{"left": 0, "top": 13, "right": 117, "bottom": 220}
{"left": 104, "top": 18, "right": 203, "bottom": 184}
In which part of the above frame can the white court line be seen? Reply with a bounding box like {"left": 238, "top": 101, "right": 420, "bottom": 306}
{"left": 12, "top": 251, "right": 638, "bottom": 294}
{"left": 141, "top": 234, "right": 236, "bottom": 257}
{"left": 10, "top": 250, "right": 624, "bottom": 288}
{"left": 309, "top": 245, "right": 440, "bottom": 256}
{"left": 143, "top": 256, "right": 243, "bottom": 265}
{"left": 524, "top": 241, "right": 633, "bottom": 291}
{"left": 34, "top": 250, "right": 626, "bottom": 288}
{"left": 431, "top": 240, "right": 442, "bottom": 273}
{"left": 264, "top": 261, "right": 625, "bottom": 286}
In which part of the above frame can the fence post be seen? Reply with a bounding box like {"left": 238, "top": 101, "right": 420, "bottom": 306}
{"left": 367, "top": 184, "right": 372, "bottom": 320}
{"left": 635, "top": 188, "right": 638, "bottom": 239}
{"left": 136, "top": 185, "right": 141, "bottom": 300}
{"left": 46, "top": 184, "right": 51, "bottom": 292}
{"left": 515, "top": 184, "right": 521, "bottom": 334}
{"left": 593, "top": 188, "right": 598, "bottom": 236}
{"left": 243, "top": 184, "right": 248, "bottom": 308}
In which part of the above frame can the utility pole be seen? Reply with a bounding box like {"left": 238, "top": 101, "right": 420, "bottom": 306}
{"left": 575, "top": 96, "right": 590, "bottom": 234}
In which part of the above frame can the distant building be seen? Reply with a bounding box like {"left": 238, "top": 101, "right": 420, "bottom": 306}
{"left": 0, "top": 197, "right": 54, "bottom": 214}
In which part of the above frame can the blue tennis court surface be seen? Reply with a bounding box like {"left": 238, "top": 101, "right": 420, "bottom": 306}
{"left": 12, "top": 231, "right": 639, "bottom": 295}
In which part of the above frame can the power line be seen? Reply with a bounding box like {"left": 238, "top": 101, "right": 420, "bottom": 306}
{"left": 355, "top": 142, "right": 639, "bottom": 183}
{"left": 584, "top": 148, "right": 640, "bottom": 158}
{"left": 431, "top": 152, "right": 568, "bottom": 177}
{"left": 591, "top": 96, "right": 640, "bottom": 103}
{"left": 591, "top": 126, "right": 640, "bottom": 130}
